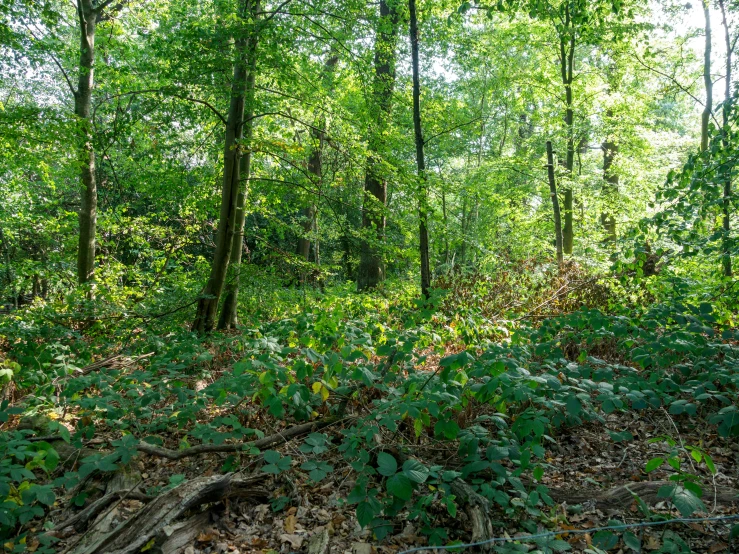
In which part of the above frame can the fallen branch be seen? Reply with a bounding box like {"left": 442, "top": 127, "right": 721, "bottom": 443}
{"left": 549, "top": 481, "right": 739, "bottom": 509}
{"left": 136, "top": 417, "right": 342, "bottom": 460}
{"left": 72, "top": 473, "right": 267, "bottom": 554}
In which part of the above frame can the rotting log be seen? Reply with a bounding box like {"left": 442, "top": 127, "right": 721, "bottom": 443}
{"left": 71, "top": 473, "right": 267, "bottom": 554}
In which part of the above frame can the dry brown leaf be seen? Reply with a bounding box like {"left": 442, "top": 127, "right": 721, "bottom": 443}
{"left": 709, "top": 542, "right": 729, "bottom": 553}
{"left": 280, "top": 534, "right": 304, "bottom": 548}
{"left": 284, "top": 514, "right": 297, "bottom": 533}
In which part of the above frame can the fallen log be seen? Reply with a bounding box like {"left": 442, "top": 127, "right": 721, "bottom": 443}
{"left": 71, "top": 473, "right": 268, "bottom": 554}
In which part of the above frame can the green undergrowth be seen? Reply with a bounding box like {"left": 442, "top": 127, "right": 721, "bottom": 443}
{"left": 1, "top": 285, "right": 738, "bottom": 552}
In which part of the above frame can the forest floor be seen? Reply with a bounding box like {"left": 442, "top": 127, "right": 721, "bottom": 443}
{"left": 17, "top": 354, "right": 737, "bottom": 554}
{"left": 53, "top": 414, "right": 738, "bottom": 554}
{"left": 3, "top": 276, "right": 739, "bottom": 554}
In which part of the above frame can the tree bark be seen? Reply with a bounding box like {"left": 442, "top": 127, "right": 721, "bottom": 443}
{"left": 719, "top": 0, "right": 733, "bottom": 276}
{"left": 601, "top": 139, "right": 618, "bottom": 242}
{"left": 296, "top": 55, "right": 337, "bottom": 264}
{"left": 701, "top": 0, "right": 713, "bottom": 153}
{"left": 193, "top": 0, "right": 251, "bottom": 334}
{"left": 75, "top": 0, "right": 98, "bottom": 285}
{"left": 216, "top": 0, "right": 260, "bottom": 331}
{"left": 217, "top": 44, "right": 257, "bottom": 330}
{"left": 559, "top": 6, "right": 575, "bottom": 255}
{"left": 409, "top": 0, "right": 431, "bottom": 299}
{"left": 357, "top": 0, "right": 400, "bottom": 291}
{"left": 546, "top": 141, "right": 564, "bottom": 268}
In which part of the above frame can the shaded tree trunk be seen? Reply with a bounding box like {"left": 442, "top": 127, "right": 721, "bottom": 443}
{"left": 296, "top": 54, "right": 337, "bottom": 263}
{"left": 75, "top": 0, "right": 99, "bottom": 285}
{"left": 409, "top": 0, "right": 430, "bottom": 299}
{"left": 193, "top": 0, "right": 251, "bottom": 334}
{"left": 601, "top": 139, "right": 618, "bottom": 242}
{"left": 559, "top": 5, "right": 575, "bottom": 255}
{"left": 719, "top": 0, "right": 733, "bottom": 276}
{"left": 217, "top": 2, "right": 259, "bottom": 330}
{"left": 546, "top": 141, "right": 564, "bottom": 268}
{"left": 701, "top": 0, "right": 713, "bottom": 153}
{"left": 357, "top": 0, "right": 400, "bottom": 291}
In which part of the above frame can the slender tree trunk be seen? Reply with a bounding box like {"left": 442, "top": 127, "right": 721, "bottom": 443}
{"left": 217, "top": 15, "right": 259, "bottom": 330}
{"left": 701, "top": 0, "right": 713, "bottom": 153}
{"left": 75, "top": 0, "right": 98, "bottom": 284}
{"left": 193, "top": 0, "right": 251, "bottom": 334}
{"left": 296, "top": 205, "right": 315, "bottom": 260}
{"left": 409, "top": 0, "right": 430, "bottom": 298}
{"left": 296, "top": 55, "right": 337, "bottom": 263}
{"left": 720, "top": 0, "right": 733, "bottom": 276}
{"left": 559, "top": 9, "right": 575, "bottom": 255}
{"left": 601, "top": 138, "right": 618, "bottom": 242}
{"left": 357, "top": 0, "right": 400, "bottom": 291}
{"left": 546, "top": 141, "right": 564, "bottom": 269}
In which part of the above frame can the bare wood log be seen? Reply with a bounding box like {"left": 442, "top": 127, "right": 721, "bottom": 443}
{"left": 449, "top": 479, "right": 494, "bottom": 551}
{"left": 47, "top": 489, "right": 151, "bottom": 538}
{"left": 71, "top": 473, "right": 267, "bottom": 554}
{"left": 159, "top": 510, "right": 213, "bottom": 554}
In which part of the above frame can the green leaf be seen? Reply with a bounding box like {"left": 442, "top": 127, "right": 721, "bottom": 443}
{"left": 592, "top": 530, "right": 618, "bottom": 549}
{"left": 608, "top": 430, "right": 633, "bottom": 443}
{"left": 645, "top": 457, "right": 664, "bottom": 472}
{"left": 547, "top": 538, "right": 572, "bottom": 552}
{"left": 356, "top": 501, "right": 375, "bottom": 528}
{"left": 672, "top": 487, "right": 706, "bottom": 517}
{"left": 386, "top": 473, "right": 414, "bottom": 501}
{"left": 34, "top": 485, "right": 56, "bottom": 506}
{"left": 402, "top": 459, "right": 429, "bottom": 484}
{"left": 263, "top": 450, "right": 281, "bottom": 464}
{"left": 623, "top": 531, "right": 641, "bottom": 551}
{"left": 376, "top": 452, "right": 397, "bottom": 477}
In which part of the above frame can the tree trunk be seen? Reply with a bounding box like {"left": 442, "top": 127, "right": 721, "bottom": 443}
{"left": 719, "top": 0, "right": 732, "bottom": 276}
{"left": 75, "top": 0, "right": 98, "bottom": 285}
{"left": 409, "top": 0, "right": 430, "bottom": 299}
{"left": 559, "top": 8, "right": 575, "bottom": 255}
{"left": 546, "top": 141, "right": 564, "bottom": 269}
{"left": 601, "top": 139, "right": 618, "bottom": 242}
{"left": 216, "top": 0, "right": 260, "bottom": 331}
{"left": 193, "top": 0, "right": 251, "bottom": 334}
{"left": 296, "top": 55, "right": 337, "bottom": 263}
{"left": 357, "top": 0, "right": 400, "bottom": 291}
{"left": 701, "top": 0, "right": 713, "bottom": 153}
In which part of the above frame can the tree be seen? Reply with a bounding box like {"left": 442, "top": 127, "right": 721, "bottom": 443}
{"left": 519, "top": 0, "right": 634, "bottom": 255}
{"left": 72, "top": 0, "right": 125, "bottom": 284}
{"left": 357, "top": 0, "right": 401, "bottom": 291}
{"left": 718, "top": 0, "right": 735, "bottom": 276}
{"left": 192, "top": 0, "right": 254, "bottom": 334}
{"left": 701, "top": 0, "right": 713, "bottom": 153}
{"left": 218, "top": 0, "right": 261, "bottom": 330}
{"left": 409, "top": 0, "right": 431, "bottom": 298}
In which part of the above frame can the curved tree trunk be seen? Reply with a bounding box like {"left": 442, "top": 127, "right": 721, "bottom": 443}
{"left": 357, "top": 0, "right": 400, "bottom": 291}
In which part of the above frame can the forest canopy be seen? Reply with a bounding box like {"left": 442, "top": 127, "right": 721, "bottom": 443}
{"left": 1, "top": 0, "right": 738, "bottom": 552}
